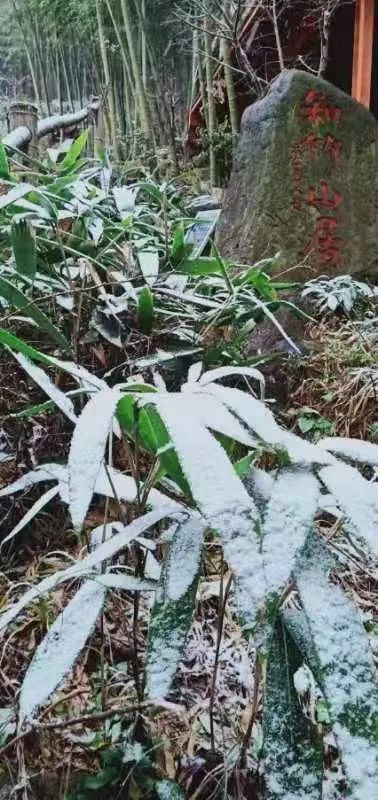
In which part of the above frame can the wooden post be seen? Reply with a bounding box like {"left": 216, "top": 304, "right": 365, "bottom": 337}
{"left": 8, "top": 102, "right": 38, "bottom": 155}
{"left": 352, "top": 0, "right": 375, "bottom": 108}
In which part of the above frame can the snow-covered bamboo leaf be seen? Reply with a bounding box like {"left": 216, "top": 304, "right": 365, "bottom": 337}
{"left": 263, "top": 621, "right": 323, "bottom": 800}
{"left": 205, "top": 384, "right": 335, "bottom": 466}
{"left": 156, "top": 779, "right": 185, "bottom": 800}
{"left": 147, "top": 517, "right": 205, "bottom": 699}
{"left": 186, "top": 361, "right": 203, "bottom": 384}
{"left": 146, "top": 395, "right": 262, "bottom": 630}
{"left": 94, "top": 573, "right": 157, "bottom": 591}
{"left": 0, "top": 276, "right": 70, "bottom": 352}
{"left": 239, "top": 469, "right": 318, "bottom": 632}
{"left": 317, "top": 437, "right": 378, "bottom": 466}
{"left": 260, "top": 470, "right": 319, "bottom": 617}
{"left": 0, "top": 463, "right": 66, "bottom": 498}
{"left": 187, "top": 392, "right": 258, "bottom": 448}
{"left": 10, "top": 352, "right": 77, "bottom": 422}
{"left": 138, "top": 249, "right": 159, "bottom": 285}
{"left": 198, "top": 366, "right": 265, "bottom": 399}
{"left": 1, "top": 485, "right": 60, "bottom": 547}
{"left": 0, "top": 508, "right": 173, "bottom": 634}
{"left": 0, "top": 328, "right": 105, "bottom": 391}
{"left": 319, "top": 463, "right": 378, "bottom": 557}
{"left": 291, "top": 540, "right": 378, "bottom": 800}
{"left": 19, "top": 580, "right": 106, "bottom": 725}
{"left": 68, "top": 388, "right": 120, "bottom": 528}
{"left": 243, "top": 467, "right": 276, "bottom": 514}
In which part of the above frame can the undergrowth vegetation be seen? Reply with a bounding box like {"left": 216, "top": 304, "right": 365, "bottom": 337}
{"left": 0, "top": 138, "right": 377, "bottom": 800}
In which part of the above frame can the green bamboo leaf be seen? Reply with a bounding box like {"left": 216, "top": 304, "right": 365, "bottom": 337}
{"left": 263, "top": 621, "right": 323, "bottom": 800}
{"left": 170, "top": 222, "right": 190, "bottom": 265}
{"left": 0, "top": 141, "right": 10, "bottom": 179}
{"left": 146, "top": 516, "right": 205, "bottom": 699}
{"left": 11, "top": 220, "right": 37, "bottom": 279}
{"left": 0, "top": 277, "right": 70, "bottom": 351}
{"left": 116, "top": 396, "right": 190, "bottom": 495}
{"left": 177, "top": 256, "right": 222, "bottom": 275}
{"left": 0, "top": 328, "right": 52, "bottom": 364}
{"left": 137, "top": 286, "right": 154, "bottom": 334}
{"left": 60, "top": 129, "right": 89, "bottom": 171}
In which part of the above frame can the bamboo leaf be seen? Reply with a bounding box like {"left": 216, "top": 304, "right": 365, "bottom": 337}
{"left": 204, "top": 384, "right": 335, "bottom": 466}
{"left": 0, "top": 142, "right": 10, "bottom": 179}
{"left": 263, "top": 621, "right": 323, "bottom": 800}
{"left": 319, "top": 463, "right": 378, "bottom": 558}
{"left": 0, "top": 277, "right": 70, "bottom": 351}
{"left": 145, "top": 394, "right": 262, "bottom": 628}
{"left": 317, "top": 437, "right": 378, "bottom": 466}
{"left": 19, "top": 581, "right": 106, "bottom": 725}
{"left": 11, "top": 220, "right": 37, "bottom": 280}
{"left": 147, "top": 516, "right": 205, "bottom": 699}
{"left": 1, "top": 485, "right": 60, "bottom": 547}
{"left": 137, "top": 286, "right": 154, "bottom": 334}
{"left": 60, "top": 129, "right": 89, "bottom": 171}
{"left": 0, "top": 509, "right": 173, "bottom": 634}
{"left": 290, "top": 540, "right": 378, "bottom": 800}
{"left": 138, "top": 249, "right": 159, "bottom": 286}
{"left": 10, "top": 351, "right": 77, "bottom": 422}
{"left": 156, "top": 779, "right": 185, "bottom": 800}
{"left": 68, "top": 388, "right": 120, "bottom": 528}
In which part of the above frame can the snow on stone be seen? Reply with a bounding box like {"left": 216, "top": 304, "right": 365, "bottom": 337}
{"left": 319, "top": 463, "right": 378, "bottom": 557}
{"left": 19, "top": 581, "right": 106, "bottom": 724}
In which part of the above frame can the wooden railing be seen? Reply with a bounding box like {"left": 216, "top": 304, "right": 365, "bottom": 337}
{"left": 2, "top": 99, "right": 101, "bottom": 152}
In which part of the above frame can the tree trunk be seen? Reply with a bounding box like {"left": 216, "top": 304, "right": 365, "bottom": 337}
{"left": 120, "top": 0, "right": 153, "bottom": 141}
{"left": 204, "top": 11, "right": 217, "bottom": 187}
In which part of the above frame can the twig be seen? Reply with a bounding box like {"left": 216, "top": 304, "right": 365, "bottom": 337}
{"left": 209, "top": 570, "right": 233, "bottom": 751}
{"left": 239, "top": 652, "right": 262, "bottom": 768}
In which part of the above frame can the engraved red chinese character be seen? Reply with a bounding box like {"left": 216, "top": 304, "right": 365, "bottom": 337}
{"left": 307, "top": 181, "right": 343, "bottom": 211}
{"left": 311, "top": 216, "right": 343, "bottom": 267}
{"left": 323, "top": 134, "right": 342, "bottom": 161}
{"left": 303, "top": 90, "right": 342, "bottom": 124}
{"left": 302, "top": 133, "right": 323, "bottom": 153}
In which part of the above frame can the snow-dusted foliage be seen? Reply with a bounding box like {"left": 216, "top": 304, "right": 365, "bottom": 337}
{"left": 293, "top": 540, "right": 378, "bottom": 800}
{"left": 263, "top": 622, "right": 323, "bottom": 800}
{"left": 319, "top": 463, "right": 378, "bottom": 558}
{"left": 19, "top": 581, "right": 107, "bottom": 725}
{"left": 0, "top": 365, "right": 377, "bottom": 798}
{"left": 68, "top": 387, "right": 121, "bottom": 528}
{"left": 147, "top": 517, "right": 205, "bottom": 699}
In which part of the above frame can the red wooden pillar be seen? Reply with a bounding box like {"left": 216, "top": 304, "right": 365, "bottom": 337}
{"left": 352, "top": 0, "right": 375, "bottom": 108}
